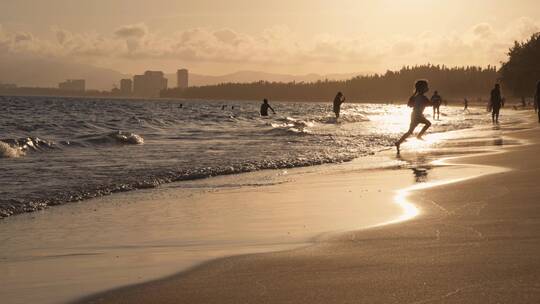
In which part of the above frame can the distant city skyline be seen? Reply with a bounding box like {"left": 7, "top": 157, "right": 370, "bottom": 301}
{"left": 133, "top": 71, "right": 168, "bottom": 98}
{"left": 58, "top": 79, "right": 85, "bottom": 92}
{"left": 1, "top": 0, "right": 539, "bottom": 80}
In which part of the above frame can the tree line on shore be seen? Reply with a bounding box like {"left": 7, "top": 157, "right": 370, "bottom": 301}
{"left": 500, "top": 33, "right": 540, "bottom": 98}
{"left": 162, "top": 65, "right": 498, "bottom": 102}
{"left": 162, "top": 32, "right": 540, "bottom": 103}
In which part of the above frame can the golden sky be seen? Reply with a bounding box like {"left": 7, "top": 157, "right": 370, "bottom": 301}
{"left": 1, "top": 0, "right": 539, "bottom": 75}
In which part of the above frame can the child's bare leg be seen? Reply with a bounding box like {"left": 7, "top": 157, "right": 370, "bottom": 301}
{"left": 396, "top": 131, "right": 411, "bottom": 147}
{"left": 417, "top": 121, "right": 431, "bottom": 139}
{"left": 395, "top": 132, "right": 410, "bottom": 154}
{"left": 396, "top": 123, "right": 417, "bottom": 154}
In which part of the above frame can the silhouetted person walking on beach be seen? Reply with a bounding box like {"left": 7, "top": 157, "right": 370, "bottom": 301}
{"left": 333, "top": 92, "right": 346, "bottom": 119}
{"left": 490, "top": 84, "right": 503, "bottom": 124}
{"left": 464, "top": 98, "right": 469, "bottom": 111}
{"left": 395, "top": 80, "right": 432, "bottom": 154}
{"left": 260, "top": 99, "right": 275, "bottom": 116}
{"left": 431, "top": 91, "right": 442, "bottom": 120}
{"left": 535, "top": 81, "right": 540, "bottom": 123}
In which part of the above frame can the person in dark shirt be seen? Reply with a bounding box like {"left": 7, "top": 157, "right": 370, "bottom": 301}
{"left": 431, "top": 91, "right": 442, "bottom": 120}
{"left": 490, "top": 84, "right": 503, "bottom": 123}
{"left": 260, "top": 99, "right": 275, "bottom": 116}
{"left": 395, "top": 80, "right": 433, "bottom": 154}
{"left": 333, "top": 92, "right": 346, "bottom": 119}
{"left": 535, "top": 81, "right": 540, "bottom": 123}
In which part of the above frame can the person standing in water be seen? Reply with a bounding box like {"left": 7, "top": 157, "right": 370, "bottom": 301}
{"left": 260, "top": 99, "right": 275, "bottom": 116}
{"left": 431, "top": 90, "right": 442, "bottom": 120}
{"left": 464, "top": 98, "right": 469, "bottom": 110}
{"left": 490, "top": 84, "right": 503, "bottom": 124}
{"left": 395, "top": 80, "right": 432, "bottom": 154}
{"left": 535, "top": 81, "right": 540, "bottom": 123}
{"left": 333, "top": 92, "right": 346, "bottom": 119}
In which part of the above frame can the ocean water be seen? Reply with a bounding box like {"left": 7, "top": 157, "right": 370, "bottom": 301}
{"left": 0, "top": 96, "right": 497, "bottom": 218}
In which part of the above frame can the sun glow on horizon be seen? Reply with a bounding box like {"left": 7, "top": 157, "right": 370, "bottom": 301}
{"left": 0, "top": 0, "right": 538, "bottom": 87}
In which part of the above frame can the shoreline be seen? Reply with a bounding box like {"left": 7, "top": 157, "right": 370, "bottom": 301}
{"left": 0, "top": 119, "right": 534, "bottom": 304}
{"left": 0, "top": 155, "right": 410, "bottom": 304}
{"left": 0, "top": 106, "right": 505, "bottom": 220}
{"left": 70, "top": 122, "right": 537, "bottom": 303}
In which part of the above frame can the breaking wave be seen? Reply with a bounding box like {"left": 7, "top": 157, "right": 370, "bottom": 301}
{"left": 78, "top": 131, "right": 145, "bottom": 146}
{"left": 0, "top": 141, "right": 25, "bottom": 158}
{"left": 0, "top": 137, "right": 54, "bottom": 158}
{"left": 0, "top": 96, "right": 504, "bottom": 219}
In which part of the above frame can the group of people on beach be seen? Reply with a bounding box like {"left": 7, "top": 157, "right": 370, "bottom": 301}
{"left": 394, "top": 80, "right": 540, "bottom": 154}
{"left": 259, "top": 79, "right": 540, "bottom": 154}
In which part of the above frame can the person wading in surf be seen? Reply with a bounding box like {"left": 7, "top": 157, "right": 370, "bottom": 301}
{"left": 431, "top": 90, "right": 442, "bottom": 120}
{"left": 260, "top": 99, "right": 276, "bottom": 116}
{"left": 490, "top": 84, "right": 503, "bottom": 124}
{"left": 333, "top": 92, "right": 346, "bottom": 119}
{"left": 395, "top": 80, "right": 433, "bottom": 154}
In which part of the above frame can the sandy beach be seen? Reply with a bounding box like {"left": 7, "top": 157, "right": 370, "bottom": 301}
{"left": 0, "top": 0, "right": 540, "bottom": 304}
{"left": 0, "top": 138, "right": 406, "bottom": 303}
{"left": 1, "top": 113, "right": 536, "bottom": 304}
{"left": 3, "top": 2, "right": 540, "bottom": 303}
{"left": 1, "top": 148, "right": 416, "bottom": 304}
{"left": 64, "top": 119, "right": 540, "bottom": 303}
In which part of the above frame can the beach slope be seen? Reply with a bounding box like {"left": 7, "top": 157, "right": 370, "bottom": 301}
{"left": 80, "top": 129, "right": 540, "bottom": 304}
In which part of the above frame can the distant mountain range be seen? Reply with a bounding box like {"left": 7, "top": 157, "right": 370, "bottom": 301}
{"left": 0, "top": 55, "right": 129, "bottom": 90}
{"left": 169, "top": 71, "right": 361, "bottom": 87}
{"left": 0, "top": 55, "right": 362, "bottom": 90}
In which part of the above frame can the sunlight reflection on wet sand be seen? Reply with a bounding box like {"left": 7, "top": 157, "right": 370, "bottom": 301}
{"left": 378, "top": 150, "right": 513, "bottom": 228}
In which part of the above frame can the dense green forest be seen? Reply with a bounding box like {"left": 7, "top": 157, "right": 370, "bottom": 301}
{"left": 162, "top": 65, "right": 499, "bottom": 102}
{"left": 500, "top": 33, "right": 540, "bottom": 97}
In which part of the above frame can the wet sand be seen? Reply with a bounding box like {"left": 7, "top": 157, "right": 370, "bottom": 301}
{"left": 1, "top": 119, "right": 534, "bottom": 304}
{"left": 1, "top": 149, "right": 421, "bottom": 304}
{"left": 72, "top": 123, "right": 540, "bottom": 303}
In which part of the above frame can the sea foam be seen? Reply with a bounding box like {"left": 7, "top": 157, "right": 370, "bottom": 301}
{"left": 0, "top": 141, "right": 25, "bottom": 158}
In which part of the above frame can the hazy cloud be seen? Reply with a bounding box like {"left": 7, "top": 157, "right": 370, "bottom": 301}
{"left": 114, "top": 23, "right": 148, "bottom": 39}
{"left": 392, "top": 39, "right": 416, "bottom": 56}
{"left": 113, "top": 23, "right": 149, "bottom": 53}
{"left": 0, "top": 18, "right": 539, "bottom": 74}
{"left": 472, "top": 23, "right": 495, "bottom": 39}
{"left": 14, "top": 32, "right": 33, "bottom": 43}
{"left": 54, "top": 28, "right": 70, "bottom": 45}
{"left": 213, "top": 29, "right": 240, "bottom": 45}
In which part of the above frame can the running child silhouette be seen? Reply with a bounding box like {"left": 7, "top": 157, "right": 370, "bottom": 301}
{"left": 395, "top": 80, "right": 433, "bottom": 154}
